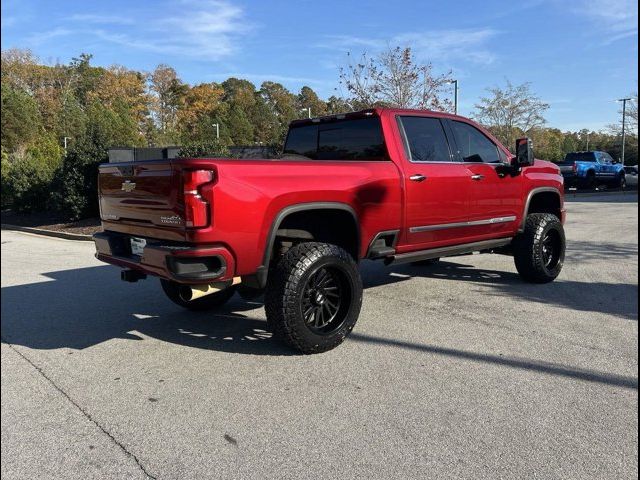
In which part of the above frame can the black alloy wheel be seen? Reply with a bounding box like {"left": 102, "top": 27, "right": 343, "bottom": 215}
{"left": 301, "top": 266, "right": 350, "bottom": 335}
{"left": 541, "top": 229, "right": 562, "bottom": 271}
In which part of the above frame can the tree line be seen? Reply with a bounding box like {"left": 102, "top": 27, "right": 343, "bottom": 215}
{"left": 1, "top": 47, "right": 637, "bottom": 219}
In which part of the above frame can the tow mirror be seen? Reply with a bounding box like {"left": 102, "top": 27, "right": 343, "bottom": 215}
{"left": 512, "top": 137, "right": 534, "bottom": 168}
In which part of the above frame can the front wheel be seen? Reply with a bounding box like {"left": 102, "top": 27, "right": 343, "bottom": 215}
{"left": 264, "top": 242, "right": 363, "bottom": 354}
{"left": 160, "top": 279, "right": 236, "bottom": 311}
{"left": 513, "top": 213, "right": 565, "bottom": 283}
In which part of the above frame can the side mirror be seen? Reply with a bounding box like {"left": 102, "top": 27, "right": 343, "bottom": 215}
{"left": 512, "top": 137, "right": 534, "bottom": 168}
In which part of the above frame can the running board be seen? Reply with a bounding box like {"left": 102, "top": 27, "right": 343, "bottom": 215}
{"left": 385, "top": 238, "right": 513, "bottom": 265}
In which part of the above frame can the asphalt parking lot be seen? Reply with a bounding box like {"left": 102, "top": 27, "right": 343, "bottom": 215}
{"left": 1, "top": 193, "right": 638, "bottom": 480}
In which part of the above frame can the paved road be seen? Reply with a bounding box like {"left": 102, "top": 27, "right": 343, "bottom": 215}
{"left": 2, "top": 194, "right": 638, "bottom": 479}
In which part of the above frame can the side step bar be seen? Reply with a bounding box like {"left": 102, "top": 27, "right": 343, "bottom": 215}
{"left": 384, "top": 238, "right": 513, "bottom": 266}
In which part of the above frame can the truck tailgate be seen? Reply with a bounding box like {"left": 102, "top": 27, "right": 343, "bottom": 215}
{"left": 98, "top": 161, "right": 185, "bottom": 237}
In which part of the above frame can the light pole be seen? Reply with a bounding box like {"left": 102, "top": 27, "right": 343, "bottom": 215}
{"left": 617, "top": 98, "right": 632, "bottom": 164}
{"left": 212, "top": 123, "right": 220, "bottom": 140}
{"left": 301, "top": 107, "right": 311, "bottom": 119}
{"left": 449, "top": 80, "right": 458, "bottom": 115}
{"left": 63, "top": 136, "right": 71, "bottom": 155}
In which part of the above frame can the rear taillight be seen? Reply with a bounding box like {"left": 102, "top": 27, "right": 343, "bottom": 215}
{"left": 183, "top": 169, "right": 214, "bottom": 228}
{"left": 572, "top": 163, "right": 577, "bottom": 172}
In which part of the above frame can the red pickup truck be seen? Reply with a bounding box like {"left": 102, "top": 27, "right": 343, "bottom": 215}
{"left": 94, "top": 108, "right": 566, "bottom": 353}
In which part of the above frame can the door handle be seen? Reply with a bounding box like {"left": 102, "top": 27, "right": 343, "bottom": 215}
{"left": 409, "top": 174, "right": 426, "bottom": 182}
{"left": 471, "top": 174, "right": 485, "bottom": 181}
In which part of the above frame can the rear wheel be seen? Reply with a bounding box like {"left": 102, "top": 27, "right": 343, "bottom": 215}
{"left": 265, "top": 242, "right": 362, "bottom": 354}
{"left": 160, "top": 279, "right": 236, "bottom": 311}
{"left": 513, "top": 213, "right": 565, "bottom": 283}
{"left": 584, "top": 171, "right": 597, "bottom": 190}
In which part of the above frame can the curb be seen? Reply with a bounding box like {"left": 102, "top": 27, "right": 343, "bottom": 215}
{"left": 1, "top": 223, "right": 94, "bottom": 242}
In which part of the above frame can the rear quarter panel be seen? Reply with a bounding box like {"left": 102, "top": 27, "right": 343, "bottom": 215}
{"left": 180, "top": 158, "right": 402, "bottom": 276}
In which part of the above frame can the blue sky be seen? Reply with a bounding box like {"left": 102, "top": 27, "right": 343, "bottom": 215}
{"left": 1, "top": 0, "right": 637, "bottom": 131}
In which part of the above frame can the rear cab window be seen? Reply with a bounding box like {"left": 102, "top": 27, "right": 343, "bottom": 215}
{"left": 283, "top": 117, "right": 386, "bottom": 161}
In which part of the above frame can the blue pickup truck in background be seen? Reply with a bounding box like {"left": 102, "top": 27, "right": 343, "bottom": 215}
{"left": 559, "top": 151, "right": 626, "bottom": 189}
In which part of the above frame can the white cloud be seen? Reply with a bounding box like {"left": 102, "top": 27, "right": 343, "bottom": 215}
{"left": 30, "top": 0, "right": 250, "bottom": 61}
{"left": 396, "top": 29, "right": 499, "bottom": 65}
{"left": 27, "top": 27, "right": 74, "bottom": 44}
{"left": 573, "top": 0, "right": 638, "bottom": 42}
{"left": 318, "top": 28, "right": 500, "bottom": 66}
{"left": 68, "top": 14, "right": 135, "bottom": 25}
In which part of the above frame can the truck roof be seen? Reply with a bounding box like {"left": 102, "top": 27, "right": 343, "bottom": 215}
{"left": 289, "top": 107, "right": 469, "bottom": 127}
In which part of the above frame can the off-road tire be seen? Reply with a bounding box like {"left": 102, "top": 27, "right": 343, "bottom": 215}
{"left": 513, "top": 213, "right": 565, "bottom": 283}
{"left": 264, "top": 242, "right": 363, "bottom": 354}
{"left": 160, "top": 279, "right": 236, "bottom": 311}
{"left": 584, "top": 171, "right": 597, "bottom": 190}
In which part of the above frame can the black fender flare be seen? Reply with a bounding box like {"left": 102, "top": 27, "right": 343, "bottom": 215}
{"left": 255, "top": 202, "right": 360, "bottom": 287}
{"left": 518, "top": 187, "right": 563, "bottom": 233}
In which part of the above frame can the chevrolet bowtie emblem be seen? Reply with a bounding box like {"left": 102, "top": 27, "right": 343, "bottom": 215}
{"left": 121, "top": 180, "right": 136, "bottom": 192}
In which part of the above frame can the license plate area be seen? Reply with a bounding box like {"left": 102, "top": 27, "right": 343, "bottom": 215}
{"left": 130, "top": 237, "right": 147, "bottom": 256}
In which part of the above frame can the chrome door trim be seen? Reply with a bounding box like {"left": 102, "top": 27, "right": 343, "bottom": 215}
{"left": 409, "top": 215, "right": 517, "bottom": 233}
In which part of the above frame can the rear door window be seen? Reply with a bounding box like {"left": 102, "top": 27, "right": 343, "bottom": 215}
{"left": 450, "top": 121, "right": 501, "bottom": 163}
{"left": 398, "top": 116, "right": 452, "bottom": 162}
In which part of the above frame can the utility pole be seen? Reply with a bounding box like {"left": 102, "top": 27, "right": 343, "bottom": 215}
{"left": 213, "top": 123, "right": 220, "bottom": 140}
{"left": 449, "top": 79, "right": 458, "bottom": 115}
{"left": 617, "top": 98, "right": 632, "bottom": 164}
{"left": 301, "top": 107, "right": 311, "bottom": 119}
{"left": 63, "top": 137, "right": 70, "bottom": 155}
{"left": 586, "top": 133, "right": 589, "bottom": 151}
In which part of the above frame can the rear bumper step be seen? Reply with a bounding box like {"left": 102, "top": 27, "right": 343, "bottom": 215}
{"left": 93, "top": 231, "right": 235, "bottom": 284}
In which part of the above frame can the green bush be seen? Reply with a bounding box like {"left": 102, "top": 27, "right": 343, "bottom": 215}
{"left": 179, "top": 142, "right": 230, "bottom": 158}
{"left": 1, "top": 135, "right": 64, "bottom": 212}
{"left": 50, "top": 100, "right": 143, "bottom": 220}
{"left": 51, "top": 141, "right": 105, "bottom": 220}
{"left": 1, "top": 147, "right": 12, "bottom": 208}
{"left": 1, "top": 83, "right": 43, "bottom": 151}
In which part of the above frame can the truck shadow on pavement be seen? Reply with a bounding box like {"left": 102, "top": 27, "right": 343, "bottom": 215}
{"left": 1, "top": 260, "right": 637, "bottom": 389}
{"left": 0, "top": 265, "right": 291, "bottom": 355}
{"left": 361, "top": 260, "right": 638, "bottom": 322}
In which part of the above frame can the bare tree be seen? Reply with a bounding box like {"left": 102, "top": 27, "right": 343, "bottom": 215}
{"left": 473, "top": 80, "right": 549, "bottom": 151}
{"left": 339, "top": 47, "right": 454, "bottom": 111}
{"left": 627, "top": 94, "right": 638, "bottom": 133}
{"left": 610, "top": 93, "right": 638, "bottom": 134}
